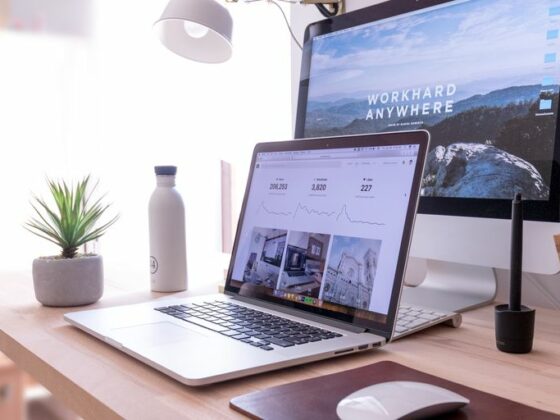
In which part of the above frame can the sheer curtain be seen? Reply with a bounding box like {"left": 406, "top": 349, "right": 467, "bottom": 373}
{"left": 0, "top": 0, "right": 292, "bottom": 291}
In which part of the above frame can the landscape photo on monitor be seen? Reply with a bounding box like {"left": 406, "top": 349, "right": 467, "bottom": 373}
{"left": 304, "top": 0, "right": 559, "bottom": 200}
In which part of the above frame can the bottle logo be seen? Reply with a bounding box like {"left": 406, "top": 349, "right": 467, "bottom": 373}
{"left": 150, "top": 256, "right": 159, "bottom": 274}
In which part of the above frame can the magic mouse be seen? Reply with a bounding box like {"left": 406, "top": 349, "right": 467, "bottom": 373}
{"left": 337, "top": 381, "right": 469, "bottom": 420}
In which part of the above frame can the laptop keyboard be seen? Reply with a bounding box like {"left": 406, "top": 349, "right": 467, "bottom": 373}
{"left": 154, "top": 301, "right": 342, "bottom": 351}
{"left": 394, "top": 305, "right": 450, "bottom": 337}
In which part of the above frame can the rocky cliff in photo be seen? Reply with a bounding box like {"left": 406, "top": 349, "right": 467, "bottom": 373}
{"left": 422, "top": 143, "right": 549, "bottom": 200}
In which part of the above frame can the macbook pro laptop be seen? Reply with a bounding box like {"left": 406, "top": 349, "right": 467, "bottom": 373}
{"left": 65, "top": 131, "right": 429, "bottom": 386}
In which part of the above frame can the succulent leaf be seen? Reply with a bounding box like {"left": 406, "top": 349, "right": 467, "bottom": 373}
{"left": 26, "top": 176, "right": 118, "bottom": 259}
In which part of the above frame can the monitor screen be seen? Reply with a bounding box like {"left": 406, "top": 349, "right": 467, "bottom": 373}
{"left": 296, "top": 0, "right": 560, "bottom": 220}
{"left": 226, "top": 136, "right": 427, "bottom": 333}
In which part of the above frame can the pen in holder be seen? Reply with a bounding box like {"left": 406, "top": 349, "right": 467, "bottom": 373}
{"left": 495, "top": 193, "right": 535, "bottom": 354}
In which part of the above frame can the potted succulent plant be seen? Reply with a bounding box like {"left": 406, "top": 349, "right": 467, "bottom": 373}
{"left": 25, "top": 176, "right": 118, "bottom": 307}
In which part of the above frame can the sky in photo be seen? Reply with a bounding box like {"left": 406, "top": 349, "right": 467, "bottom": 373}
{"left": 309, "top": 0, "right": 554, "bottom": 101}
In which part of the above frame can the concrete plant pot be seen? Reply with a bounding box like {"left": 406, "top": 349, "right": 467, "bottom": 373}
{"left": 32, "top": 255, "right": 104, "bottom": 307}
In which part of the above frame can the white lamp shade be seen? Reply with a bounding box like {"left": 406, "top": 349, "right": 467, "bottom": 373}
{"left": 154, "top": 0, "right": 233, "bottom": 64}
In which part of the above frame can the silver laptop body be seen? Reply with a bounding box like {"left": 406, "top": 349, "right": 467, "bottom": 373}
{"left": 65, "top": 131, "right": 430, "bottom": 386}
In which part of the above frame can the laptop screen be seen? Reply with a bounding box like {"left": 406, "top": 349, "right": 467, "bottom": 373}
{"left": 226, "top": 133, "right": 429, "bottom": 336}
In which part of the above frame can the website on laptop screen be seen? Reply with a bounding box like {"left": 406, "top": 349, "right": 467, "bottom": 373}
{"left": 230, "top": 144, "right": 420, "bottom": 323}
{"left": 303, "top": 0, "right": 559, "bottom": 202}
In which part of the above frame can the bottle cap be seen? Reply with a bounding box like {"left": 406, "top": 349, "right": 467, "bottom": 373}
{"left": 154, "top": 166, "right": 177, "bottom": 176}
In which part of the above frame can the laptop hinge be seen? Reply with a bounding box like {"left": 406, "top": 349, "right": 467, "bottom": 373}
{"left": 230, "top": 294, "right": 367, "bottom": 334}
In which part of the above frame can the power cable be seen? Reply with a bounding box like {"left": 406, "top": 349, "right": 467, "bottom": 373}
{"left": 271, "top": 0, "right": 302, "bottom": 50}
{"left": 315, "top": 2, "right": 339, "bottom": 18}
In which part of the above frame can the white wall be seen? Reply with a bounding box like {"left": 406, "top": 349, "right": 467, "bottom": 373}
{"left": 289, "top": 0, "right": 560, "bottom": 309}
{"left": 0, "top": 0, "right": 292, "bottom": 290}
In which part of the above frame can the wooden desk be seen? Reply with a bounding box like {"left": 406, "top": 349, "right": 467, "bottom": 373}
{"left": 0, "top": 271, "right": 559, "bottom": 419}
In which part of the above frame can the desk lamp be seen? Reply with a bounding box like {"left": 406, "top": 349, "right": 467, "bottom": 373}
{"left": 155, "top": 0, "right": 344, "bottom": 63}
{"left": 154, "top": 0, "right": 233, "bottom": 63}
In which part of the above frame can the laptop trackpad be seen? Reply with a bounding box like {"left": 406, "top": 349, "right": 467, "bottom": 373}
{"left": 110, "top": 322, "right": 210, "bottom": 348}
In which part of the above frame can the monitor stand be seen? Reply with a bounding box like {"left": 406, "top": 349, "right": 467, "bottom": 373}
{"left": 401, "top": 259, "right": 497, "bottom": 313}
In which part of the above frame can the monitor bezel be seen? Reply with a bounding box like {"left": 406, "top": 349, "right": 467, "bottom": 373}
{"left": 294, "top": 0, "right": 560, "bottom": 222}
{"left": 224, "top": 131, "right": 430, "bottom": 340}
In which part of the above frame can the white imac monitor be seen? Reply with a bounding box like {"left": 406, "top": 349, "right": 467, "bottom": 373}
{"left": 294, "top": 0, "right": 560, "bottom": 312}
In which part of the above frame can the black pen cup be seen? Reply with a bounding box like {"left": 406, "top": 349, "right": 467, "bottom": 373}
{"left": 495, "top": 304, "right": 535, "bottom": 354}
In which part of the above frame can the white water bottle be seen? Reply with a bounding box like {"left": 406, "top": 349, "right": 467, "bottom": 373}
{"left": 149, "top": 166, "right": 187, "bottom": 292}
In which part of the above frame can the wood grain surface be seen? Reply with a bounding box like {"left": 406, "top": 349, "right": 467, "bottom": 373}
{"left": 0, "top": 271, "right": 559, "bottom": 419}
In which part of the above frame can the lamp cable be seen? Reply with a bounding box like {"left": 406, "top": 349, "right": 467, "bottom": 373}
{"left": 270, "top": 0, "right": 303, "bottom": 50}
{"left": 244, "top": 0, "right": 302, "bottom": 50}
{"left": 242, "top": 0, "right": 342, "bottom": 50}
